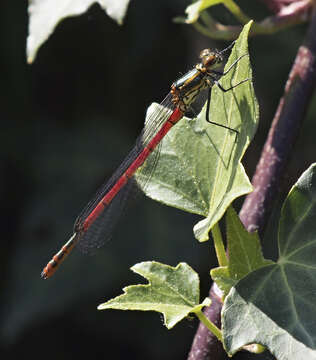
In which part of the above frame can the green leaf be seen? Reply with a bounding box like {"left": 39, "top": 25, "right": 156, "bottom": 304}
{"left": 27, "top": 0, "right": 130, "bottom": 63}
{"left": 183, "top": 0, "right": 250, "bottom": 25}
{"left": 211, "top": 206, "right": 273, "bottom": 297}
{"left": 137, "top": 21, "right": 258, "bottom": 242}
{"left": 98, "top": 261, "right": 207, "bottom": 329}
{"left": 184, "top": 0, "right": 223, "bottom": 24}
{"left": 222, "top": 164, "right": 316, "bottom": 359}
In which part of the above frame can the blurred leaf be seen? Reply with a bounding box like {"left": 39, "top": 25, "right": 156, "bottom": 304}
{"left": 222, "top": 164, "right": 316, "bottom": 359}
{"left": 211, "top": 206, "right": 273, "bottom": 297}
{"left": 137, "top": 21, "right": 258, "bottom": 242}
{"left": 183, "top": 0, "right": 249, "bottom": 24}
{"left": 27, "top": 0, "right": 130, "bottom": 62}
{"left": 98, "top": 261, "right": 209, "bottom": 329}
{"left": 184, "top": 0, "right": 223, "bottom": 24}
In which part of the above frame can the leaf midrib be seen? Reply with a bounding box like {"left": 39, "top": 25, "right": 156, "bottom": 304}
{"left": 209, "top": 56, "right": 243, "bottom": 211}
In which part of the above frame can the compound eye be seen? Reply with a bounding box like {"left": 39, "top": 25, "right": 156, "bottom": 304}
{"left": 199, "top": 49, "right": 217, "bottom": 67}
{"left": 203, "top": 54, "right": 216, "bottom": 68}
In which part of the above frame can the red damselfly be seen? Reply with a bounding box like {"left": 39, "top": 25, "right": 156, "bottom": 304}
{"left": 41, "top": 43, "right": 248, "bottom": 279}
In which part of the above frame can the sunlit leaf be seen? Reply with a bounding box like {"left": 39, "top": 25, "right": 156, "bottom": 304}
{"left": 137, "top": 21, "right": 258, "bottom": 242}
{"left": 222, "top": 164, "right": 316, "bottom": 359}
{"left": 98, "top": 261, "right": 208, "bottom": 329}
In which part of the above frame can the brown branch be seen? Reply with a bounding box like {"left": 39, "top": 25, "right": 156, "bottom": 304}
{"left": 187, "top": 5, "right": 316, "bottom": 360}
{"left": 240, "top": 4, "right": 316, "bottom": 233}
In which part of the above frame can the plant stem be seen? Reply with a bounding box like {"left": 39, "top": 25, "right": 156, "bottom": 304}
{"left": 187, "top": 6, "right": 316, "bottom": 360}
{"left": 211, "top": 223, "right": 228, "bottom": 267}
{"left": 188, "top": 286, "right": 224, "bottom": 360}
{"left": 194, "top": 309, "right": 223, "bottom": 343}
{"left": 223, "top": 0, "right": 252, "bottom": 24}
{"left": 239, "top": 6, "right": 316, "bottom": 233}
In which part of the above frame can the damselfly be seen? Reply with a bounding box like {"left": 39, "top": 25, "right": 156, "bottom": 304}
{"left": 41, "top": 42, "right": 248, "bottom": 279}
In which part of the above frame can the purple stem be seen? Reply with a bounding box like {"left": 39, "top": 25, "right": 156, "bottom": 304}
{"left": 239, "top": 6, "right": 316, "bottom": 232}
{"left": 187, "top": 6, "right": 316, "bottom": 360}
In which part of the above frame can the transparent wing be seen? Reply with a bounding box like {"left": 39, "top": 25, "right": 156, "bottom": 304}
{"left": 74, "top": 94, "right": 176, "bottom": 253}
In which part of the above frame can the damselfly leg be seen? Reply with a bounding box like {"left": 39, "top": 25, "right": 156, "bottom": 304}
{"left": 204, "top": 53, "right": 249, "bottom": 133}
{"left": 42, "top": 43, "right": 250, "bottom": 279}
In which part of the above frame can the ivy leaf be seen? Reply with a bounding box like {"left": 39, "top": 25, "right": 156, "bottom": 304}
{"left": 211, "top": 206, "right": 273, "bottom": 297}
{"left": 222, "top": 164, "right": 316, "bottom": 359}
{"left": 98, "top": 261, "right": 209, "bottom": 329}
{"left": 27, "top": 0, "right": 130, "bottom": 62}
{"left": 137, "top": 21, "right": 258, "bottom": 242}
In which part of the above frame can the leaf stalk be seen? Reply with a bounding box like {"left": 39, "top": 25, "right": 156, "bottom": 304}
{"left": 211, "top": 223, "right": 228, "bottom": 267}
{"left": 194, "top": 309, "right": 223, "bottom": 343}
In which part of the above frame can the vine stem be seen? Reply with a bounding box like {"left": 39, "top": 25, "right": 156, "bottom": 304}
{"left": 239, "top": 5, "right": 316, "bottom": 233}
{"left": 222, "top": 0, "right": 252, "bottom": 24}
{"left": 188, "top": 5, "right": 316, "bottom": 360}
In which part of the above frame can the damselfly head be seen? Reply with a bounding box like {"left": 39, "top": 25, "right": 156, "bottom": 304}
{"left": 199, "top": 49, "right": 223, "bottom": 70}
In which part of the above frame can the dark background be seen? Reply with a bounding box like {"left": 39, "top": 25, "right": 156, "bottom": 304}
{"left": 1, "top": 1, "right": 314, "bottom": 359}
